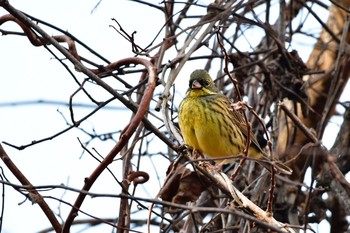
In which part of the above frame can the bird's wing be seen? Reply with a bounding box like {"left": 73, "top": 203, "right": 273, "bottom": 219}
{"left": 222, "top": 96, "right": 264, "bottom": 152}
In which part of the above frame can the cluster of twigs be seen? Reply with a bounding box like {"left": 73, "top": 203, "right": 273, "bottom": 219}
{"left": 1, "top": 0, "right": 350, "bottom": 232}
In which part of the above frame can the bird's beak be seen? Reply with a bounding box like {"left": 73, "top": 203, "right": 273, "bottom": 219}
{"left": 191, "top": 80, "right": 202, "bottom": 89}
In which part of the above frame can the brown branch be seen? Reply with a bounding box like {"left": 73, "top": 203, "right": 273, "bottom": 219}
{"left": 0, "top": 144, "right": 62, "bottom": 232}
{"left": 62, "top": 58, "right": 158, "bottom": 232}
{"left": 117, "top": 123, "right": 145, "bottom": 233}
{"left": 0, "top": 14, "right": 80, "bottom": 60}
{"left": 215, "top": 25, "right": 250, "bottom": 180}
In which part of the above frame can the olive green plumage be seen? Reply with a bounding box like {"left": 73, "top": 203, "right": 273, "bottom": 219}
{"left": 178, "top": 69, "right": 262, "bottom": 163}
{"left": 178, "top": 69, "right": 292, "bottom": 174}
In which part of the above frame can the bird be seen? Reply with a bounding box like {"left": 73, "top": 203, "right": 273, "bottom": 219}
{"left": 178, "top": 69, "right": 292, "bottom": 175}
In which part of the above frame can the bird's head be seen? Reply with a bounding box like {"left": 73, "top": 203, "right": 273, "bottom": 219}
{"left": 186, "top": 69, "right": 219, "bottom": 97}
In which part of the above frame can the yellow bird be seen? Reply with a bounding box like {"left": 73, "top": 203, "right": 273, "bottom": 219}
{"left": 178, "top": 69, "right": 291, "bottom": 174}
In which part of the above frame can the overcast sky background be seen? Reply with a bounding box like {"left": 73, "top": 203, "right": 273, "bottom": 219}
{"left": 0, "top": 0, "right": 348, "bottom": 232}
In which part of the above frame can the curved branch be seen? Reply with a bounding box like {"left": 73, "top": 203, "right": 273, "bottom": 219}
{"left": 0, "top": 145, "right": 62, "bottom": 232}
{"left": 0, "top": 14, "right": 80, "bottom": 60}
{"left": 62, "top": 57, "right": 157, "bottom": 232}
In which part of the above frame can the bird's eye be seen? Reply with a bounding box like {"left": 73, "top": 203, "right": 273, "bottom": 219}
{"left": 201, "top": 80, "right": 210, "bottom": 87}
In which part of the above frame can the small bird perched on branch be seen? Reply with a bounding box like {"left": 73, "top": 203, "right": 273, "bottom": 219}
{"left": 178, "top": 69, "right": 292, "bottom": 175}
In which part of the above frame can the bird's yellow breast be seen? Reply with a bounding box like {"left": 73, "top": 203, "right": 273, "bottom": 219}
{"left": 178, "top": 94, "right": 246, "bottom": 160}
